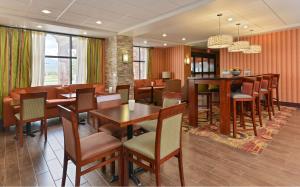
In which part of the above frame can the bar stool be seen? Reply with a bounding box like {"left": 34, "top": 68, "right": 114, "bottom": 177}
{"left": 231, "top": 78, "right": 257, "bottom": 138}
{"left": 198, "top": 84, "right": 213, "bottom": 124}
{"left": 261, "top": 75, "right": 272, "bottom": 120}
{"left": 271, "top": 74, "right": 280, "bottom": 111}
{"left": 253, "top": 76, "right": 263, "bottom": 127}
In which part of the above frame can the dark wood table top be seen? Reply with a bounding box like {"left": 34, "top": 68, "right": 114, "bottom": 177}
{"left": 90, "top": 103, "right": 161, "bottom": 127}
{"left": 188, "top": 74, "right": 258, "bottom": 80}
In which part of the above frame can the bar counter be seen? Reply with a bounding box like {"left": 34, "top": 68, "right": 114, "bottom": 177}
{"left": 188, "top": 74, "right": 253, "bottom": 135}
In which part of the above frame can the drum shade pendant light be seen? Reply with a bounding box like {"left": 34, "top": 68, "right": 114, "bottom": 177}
{"left": 243, "top": 30, "right": 262, "bottom": 54}
{"left": 228, "top": 23, "right": 250, "bottom": 52}
{"left": 207, "top": 14, "right": 233, "bottom": 49}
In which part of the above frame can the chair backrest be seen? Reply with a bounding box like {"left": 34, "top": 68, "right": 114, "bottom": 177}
{"left": 241, "top": 78, "right": 255, "bottom": 96}
{"left": 162, "top": 92, "right": 182, "bottom": 108}
{"left": 254, "top": 76, "right": 262, "bottom": 94}
{"left": 155, "top": 103, "right": 185, "bottom": 160}
{"left": 116, "top": 85, "right": 130, "bottom": 104}
{"left": 164, "top": 79, "right": 181, "bottom": 93}
{"left": 59, "top": 105, "right": 81, "bottom": 161}
{"left": 75, "top": 88, "right": 96, "bottom": 112}
{"left": 20, "top": 92, "right": 47, "bottom": 121}
{"left": 262, "top": 75, "right": 272, "bottom": 90}
{"left": 198, "top": 84, "right": 209, "bottom": 93}
{"left": 271, "top": 74, "right": 280, "bottom": 88}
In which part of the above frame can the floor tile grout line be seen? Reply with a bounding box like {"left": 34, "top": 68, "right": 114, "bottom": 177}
{"left": 26, "top": 136, "right": 40, "bottom": 186}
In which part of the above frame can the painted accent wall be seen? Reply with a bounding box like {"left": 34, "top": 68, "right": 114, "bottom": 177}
{"left": 220, "top": 28, "right": 300, "bottom": 103}
{"left": 151, "top": 45, "right": 191, "bottom": 86}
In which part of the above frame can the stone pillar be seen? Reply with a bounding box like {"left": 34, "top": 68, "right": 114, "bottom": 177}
{"left": 105, "top": 35, "right": 134, "bottom": 99}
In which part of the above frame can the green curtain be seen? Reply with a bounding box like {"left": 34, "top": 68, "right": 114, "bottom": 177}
{"left": 87, "top": 38, "right": 103, "bottom": 83}
{"left": 0, "top": 27, "right": 32, "bottom": 118}
{"left": 147, "top": 48, "right": 153, "bottom": 79}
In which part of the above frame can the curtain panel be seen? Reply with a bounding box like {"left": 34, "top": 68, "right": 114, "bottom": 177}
{"left": 0, "top": 27, "right": 32, "bottom": 117}
{"left": 87, "top": 38, "right": 103, "bottom": 84}
{"left": 76, "top": 37, "right": 88, "bottom": 84}
{"left": 31, "top": 31, "right": 45, "bottom": 86}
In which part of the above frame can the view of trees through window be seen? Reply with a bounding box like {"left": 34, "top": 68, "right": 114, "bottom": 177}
{"left": 133, "top": 47, "right": 148, "bottom": 80}
{"left": 44, "top": 34, "right": 78, "bottom": 85}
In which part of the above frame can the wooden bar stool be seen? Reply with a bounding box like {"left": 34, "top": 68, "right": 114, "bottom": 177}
{"left": 261, "top": 75, "right": 273, "bottom": 120}
{"left": 254, "top": 76, "right": 263, "bottom": 127}
{"left": 198, "top": 84, "right": 213, "bottom": 124}
{"left": 231, "top": 78, "right": 257, "bottom": 138}
{"left": 271, "top": 74, "right": 280, "bottom": 111}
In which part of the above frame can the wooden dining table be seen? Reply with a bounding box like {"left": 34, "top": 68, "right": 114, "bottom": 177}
{"left": 89, "top": 103, "right": 161, "bottom": 185}
{"left": 188, "top": 74, "right": 249, "bottom": 135}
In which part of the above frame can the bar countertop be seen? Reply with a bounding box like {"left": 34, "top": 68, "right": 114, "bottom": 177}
{"left": 188, "top": 74, "right": 257, "bottom": 80}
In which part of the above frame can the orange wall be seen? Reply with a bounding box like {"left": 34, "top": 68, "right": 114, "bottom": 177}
{"left": 151, "top": 48, "right": 166, "bottom": 79}
{"left": 220, "top": 28, "right": 300, "bottom": 103}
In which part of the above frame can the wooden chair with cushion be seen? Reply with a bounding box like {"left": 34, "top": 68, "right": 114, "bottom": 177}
{"left": 153, "top": 79, "right": 181, "bottom": 106}
{"left": 138, "top": 92, "right": 182, "bottom": 132}
{"left": 271, "top": 74, "right": 280, "bottom": 111}
{"left": 261, "top": 75, "right": 273, "bottom": 120}
{"left": 58, "top": 105, "right": 124, "bottom": 186}
{"left": 123, "top": 103, "right": 186, "bottom": 186}
{"left": 69, "top": 88, "right": 96, "bottom": 124}
{"left": 116, "top": 84, "right": 130, "bottom": 104}
{"left": 15, "top": 92, "right": 47, "bottom": 146}
{"left": 231, "top": 78, "right": 257, "bottom": 138}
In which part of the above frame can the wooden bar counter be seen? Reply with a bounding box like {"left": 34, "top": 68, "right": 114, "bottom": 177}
{"left": 188, "top": 74, "right": 247, "bottom": 135}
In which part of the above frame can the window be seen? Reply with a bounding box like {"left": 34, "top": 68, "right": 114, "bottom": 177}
{"left": 133, "top": 47, "right": 148, "bottom": 80}
{"left": 44, "top": 34, "right": 78, "bottom": 85}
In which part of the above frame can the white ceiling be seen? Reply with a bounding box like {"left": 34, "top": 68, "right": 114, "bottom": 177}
{"left": 0, "top": 0, "right": 300, "bottom": 47}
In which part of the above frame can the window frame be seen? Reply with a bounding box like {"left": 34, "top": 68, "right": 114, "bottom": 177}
{"left": 44, "top": 34, "right": 77, "bottom": 85}
{"left": 133, "top": 46, "right": 149, "bottom": 80}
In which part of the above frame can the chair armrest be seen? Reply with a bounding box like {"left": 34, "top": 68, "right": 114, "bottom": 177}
{"left": 3, "top": 96, "right": 16, "bottom": 128}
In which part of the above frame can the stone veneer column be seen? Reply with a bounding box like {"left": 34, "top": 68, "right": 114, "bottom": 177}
{"left": 105, "top": 35, "right": 134, "bottom": 99}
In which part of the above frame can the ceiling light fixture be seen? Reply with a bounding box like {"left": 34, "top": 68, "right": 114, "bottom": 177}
{"left": 162, "top": 33, "right": 167, "bottom": 37}
{"left": 163, "top": 43, "right": 167, "bottom": 46}
{"left": 243, "top": 30, "right": 262, "bottom": 54}
{"left": 243, "top": 25, "right": 248, "bottom": 29}
{"left": 182, "top": 37, "right": 186, "bottom": 41}
{"left": 228, "top": 23, "right": 250, "bottom": 52}
{"left": 37, "top": 25, "right": 43, "bottom": 28}
{"left": 143, "top": 40, "right": 148, "bottom": 44}
{"left": 227, "top": 17, "right": 233, "bottom": 22}
{"left": 83, "top": 32, "right": 87, "bottom": 35}
{"left": 96, "top": 20, "right": 102, "bottom": 24}
{"left": 41, "top": 9, "right": 51, "bottom": 14}
{"left": 207, "top": 13, "right": 233, "bottom": 49}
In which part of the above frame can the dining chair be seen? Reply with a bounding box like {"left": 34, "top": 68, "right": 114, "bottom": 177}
{"left": 271, "top": 74, "right": 280, "bottom": 111}
{"left": 198, "top": 84, "right": 213, "bottom": 124}
{"left": 15, "top": 92, "right": 47, "bottom": 147}
{"left": 116, "top": 84, "right": 130, "bottom": 104}
{"left": 261, "top": 75, "right": 273, "bottom": 120}
{"left": 58, "top": 105, "right": 124, "bottom": 186}
{"left": 231, "top": 78, "right": 257, "bottom": 138}
{"left": 123, "top": 103, "right": 186, "bottom": 186}
{"left": 138, "top": 92, "right": 182, "bottom": 132}
{"left": 69, "top": 88, "right": 97, "bottom": 124}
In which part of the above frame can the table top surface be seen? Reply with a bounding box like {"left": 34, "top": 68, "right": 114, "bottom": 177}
{"left": 138, "top": 86, "right": 165, "bottom": 90}
{"left": 90, "top": 103, "right": 161, "bottom": 127}
{"left": 60, "top": 92, "right": 118, "bottom": 98}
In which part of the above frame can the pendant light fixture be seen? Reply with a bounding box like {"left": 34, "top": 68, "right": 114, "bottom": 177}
{"left": 207, "top": 13, "right": 233, "bottom": 49}
{"left": 243, "top": 30, "right": 262, "bottom": 54}
{"left": 228, "top": 23, "right": 250, "bottom": 52}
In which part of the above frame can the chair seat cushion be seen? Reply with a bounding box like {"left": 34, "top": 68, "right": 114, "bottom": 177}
{"left": 231, "top": 93, "right": 253, "bottom": 99}
{"left": 46, "top": 98, "right": 75, "bottom": 108}
{"left": 138, "top": 120, "right": 157, "bottom": 132}
{"left": 80, "top": 132, "right": 121, "bottom": 161}
{"left": 124, "top": 132, "right": 156, "bottom": 159}
{"left": 260, "top": 88, "right": 268, "bottom": 93}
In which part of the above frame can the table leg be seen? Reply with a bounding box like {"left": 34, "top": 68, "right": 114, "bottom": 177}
{"left": 127, "top": 125, "right": 142, "bottom": 186}
{"left": 188, "top": 80, "right": 198, "bottom": 127}
{"left": 24, "top": 122, "right": 36, "bottom": 137}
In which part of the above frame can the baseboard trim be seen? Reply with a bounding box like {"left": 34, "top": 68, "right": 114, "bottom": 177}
{"left": 280, "top": 102, "right": 300, "bottom": 108}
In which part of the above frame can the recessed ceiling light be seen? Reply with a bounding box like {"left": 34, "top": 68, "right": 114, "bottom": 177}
{"left": 83, "top": 32, "right": 87, "bottom": 35}
{"left": 41, "top": 9, "right": 51, "bottom": 14}
{"left": 227, "top": 17, "right": 233, "bottom": 22}
{"left": 243, "top": 25, "right": 248, "bottom": 29}
{"left": 96, "top": 20, "right": 102, "bottom": 24}
{"left": 37, "top": 25, "right": 42, "bottom": 28}
{"left": 162, "top": 33, "right": 167, "bottom": 37}
{"left": 143, "top": 40, "right": 148, "bottom": 44}
{"left": 182, "top": 37, "right": 186, "bottom": 41}
{"left": 163, "top": 43, "right": 167, "bottom": 46}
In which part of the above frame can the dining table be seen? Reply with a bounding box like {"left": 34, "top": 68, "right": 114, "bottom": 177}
{"left": 188, "top": 74, "right": 251, "bottom": 135}
{"left": 89, "top": 103, "right": 161, "bottom": 186}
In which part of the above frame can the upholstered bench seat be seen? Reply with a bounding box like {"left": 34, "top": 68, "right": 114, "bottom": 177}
{"left": 46, "top": 98, "right": 75, "bottom": 108}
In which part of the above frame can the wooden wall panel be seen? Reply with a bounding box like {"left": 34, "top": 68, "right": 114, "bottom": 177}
{"left": 165, "top": 45, "right": 185, "bottom": 85}
{"left": 220, "top": 28, "right": 300, "bottom": 103}
{"left": 151, "top": 48, "right": 166, "bottom": 79}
